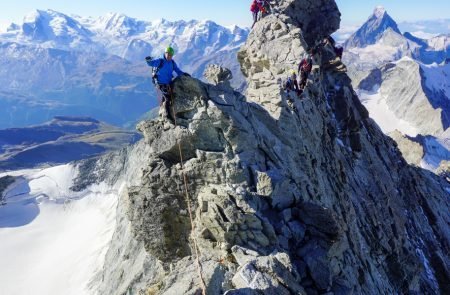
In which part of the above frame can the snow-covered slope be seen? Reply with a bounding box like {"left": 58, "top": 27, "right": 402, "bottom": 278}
{"left": 421, "top": 60, "right": 450, "bottom": 101}
{"left": 0, "top": 164, "right": 120, "bottom": 295}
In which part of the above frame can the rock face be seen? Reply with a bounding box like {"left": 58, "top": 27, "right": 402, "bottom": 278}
{"left": 359, "top": 58, "right": 448, "bottom": 136}
{"left": 93, "top": 1, "right": 450, "bottom": 294}
{"left": 203, "top": 64, "right": 233, "bottom": 85}
{"left": 0, "top": 175, "right": 15, "bottom": 204}
{"left": 388, "top": 130, "right": 424, "bottom": 166}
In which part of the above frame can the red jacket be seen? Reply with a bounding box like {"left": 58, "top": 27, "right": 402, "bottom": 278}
{"left": 298, "top": 57, "right": 312, "bottom": 73}
{"left": 250, "top": 1, "right": 259, "bottom": 12}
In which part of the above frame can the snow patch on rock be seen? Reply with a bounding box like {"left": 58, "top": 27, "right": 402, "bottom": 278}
{"left": 357, "top": 87, "right": 419, "bottom": 136}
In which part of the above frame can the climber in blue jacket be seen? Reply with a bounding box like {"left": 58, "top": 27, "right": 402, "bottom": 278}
{"left": 145, "top": 46, "right": 190, "bottom": 122}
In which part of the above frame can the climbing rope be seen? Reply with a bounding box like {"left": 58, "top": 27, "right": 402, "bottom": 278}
{"left": 167, "top": 86, "right": 207, "bottom": 295}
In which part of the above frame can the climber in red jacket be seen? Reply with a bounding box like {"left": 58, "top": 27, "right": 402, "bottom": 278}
{"left": 298, "top": 50, "right": 313, "bottom": 90}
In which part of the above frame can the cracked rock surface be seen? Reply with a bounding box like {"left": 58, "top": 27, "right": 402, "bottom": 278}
{"left": 78, "top": 1, "right": 450, "bottom": 294}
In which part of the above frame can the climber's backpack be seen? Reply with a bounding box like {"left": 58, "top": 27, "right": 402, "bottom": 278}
{"left": 299, "top": 57, "right": 312, "bottom": 73}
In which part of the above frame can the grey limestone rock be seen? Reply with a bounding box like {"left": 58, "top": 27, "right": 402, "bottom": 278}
{"left": 204, "top": 64, "right": 233, "bottom": 85}
{"left": 388, "top": 130, "right": 424, "bottom": 166}
{"left": 232, "top": 253, "right": 306, "bottom": 295}
{"left": 94, "top": 1, "right": 450, "bottom": 294}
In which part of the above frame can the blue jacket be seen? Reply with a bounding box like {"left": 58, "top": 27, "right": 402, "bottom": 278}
{"left": 146, "top": 55, "right": 184, "bottom": 85}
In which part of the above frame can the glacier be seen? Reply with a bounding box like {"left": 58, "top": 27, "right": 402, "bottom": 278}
{"left": 0, "top": 165, "right": 120, "bottom": 295}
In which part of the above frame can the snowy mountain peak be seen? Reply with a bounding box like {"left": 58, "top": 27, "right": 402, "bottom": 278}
{"left": 103, "top": 12, "right": 133, "bottom": 28}
{"left": 19, "top": 9, "right": 92, "bottom": 44}
{"left": 23, "top": 9, "right": 73, "bottom": 25}
{"left": 87, "top": 12, "right": 145, "bottom": 37}
{"left": 373, "top": 6, "right": 386, "bottom": 19}
{"left": 345, "top": 6, "right": 401, "bottom": 48}
{"left": 23, "top": 9, "right": 40, "bottom": 23}
{"left": 6, "top": 23, "right": 20, "bottom": 32}
{"left": 151, "top": 18, "right": 168, "bottom": 26}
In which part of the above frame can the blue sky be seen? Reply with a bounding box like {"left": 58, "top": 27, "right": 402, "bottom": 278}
{"left": 0, "top": 0, "right": 449, "bottom": 27}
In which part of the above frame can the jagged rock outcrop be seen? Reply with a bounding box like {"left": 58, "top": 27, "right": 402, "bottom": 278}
{"left": 93, "top": 1, "right": 450, "bottom": 294}
{"left": 237, "top": 0, "right": 340, "bottom": 118}
{"left": 0, "top": 175, "right": 15, "bottom": 204}
{"left": 204, "top": 64, "right": 233, "bottom": 86}
{"left": 388, "top": 130, "right": 424, "bottom": 166}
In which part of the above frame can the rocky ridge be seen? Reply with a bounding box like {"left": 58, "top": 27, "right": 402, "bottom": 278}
{"left": 77, "top": 0, "right": 450, "bottom": 294}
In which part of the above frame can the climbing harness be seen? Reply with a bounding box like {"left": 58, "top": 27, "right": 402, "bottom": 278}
{"left": 169, "top": 88, "right": 207, "bottom": 295}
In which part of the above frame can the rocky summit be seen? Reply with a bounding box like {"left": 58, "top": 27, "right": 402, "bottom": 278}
{"left": 76, "top": 0, "right": 450, "bottom": 294}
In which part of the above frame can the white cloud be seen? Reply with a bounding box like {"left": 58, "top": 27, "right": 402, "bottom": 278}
{"left": 337, "top": 24, "right": 360, "bottom": 34}
{"left": 410, "top": 31, "right": 439, "bottom": 39}
{"left": 0, "top": 21, "right": 8, "bottom": 32}
{"left": 412, "top": 24, "right": 426, "bottom": 30}
{"left": 333, "top": 24, "right": 360, "bottom": 43}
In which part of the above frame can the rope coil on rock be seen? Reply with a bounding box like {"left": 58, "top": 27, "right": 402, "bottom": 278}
{"left": 168, "top": 86, "right": 207, "bottom": 295}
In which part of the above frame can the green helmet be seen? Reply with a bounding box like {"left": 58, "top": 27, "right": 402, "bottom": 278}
{"left": 165, "top": 46, "right": 175, "bottom": 56}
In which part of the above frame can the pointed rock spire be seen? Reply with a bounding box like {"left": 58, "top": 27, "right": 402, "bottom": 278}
{"left": 344, "top": 6, "right": 401, "bottom": 48}
{"left": 373, "top": 6, "right": 386, "bottom": 18}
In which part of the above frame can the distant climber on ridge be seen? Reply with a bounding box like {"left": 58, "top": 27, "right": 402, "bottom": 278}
{"left": 298, "top": 49, "right": 314, "bottom": 90}
{"left": 145, "top": 46, "right": 190, "bottom": 123}
{"left": 257, "top": 0, "right": 270, "bottom": 18}
{"left": 283, "top": 70, "right": 301, "bottom": 105}
{"left": 250, "top": 0, "right": 260, "bottom": 28}
{"left": 251, "top": 0, "right": 271, "bottom": 28}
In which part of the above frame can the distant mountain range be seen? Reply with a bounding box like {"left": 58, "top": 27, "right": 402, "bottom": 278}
{"left": 1, "top": 10, "right": 248, "bottom": 66}
{"left": 344, "top": 7, "right": 449, "bottom": 69}
{"left": 333, "top": 17, "right": 450, "bottom": 43}
{"left": 0, "top": 10, "right": 249, "bottom": 129}
{"left": 0, "top": 116, "right": 140, "bottom": 171}
{"left": 342, "top": 6, "right": 450, "bottom": 173}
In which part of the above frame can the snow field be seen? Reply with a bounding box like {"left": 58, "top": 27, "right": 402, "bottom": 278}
{"left": 0, "top": 164, "right": 120, "bottom": 295}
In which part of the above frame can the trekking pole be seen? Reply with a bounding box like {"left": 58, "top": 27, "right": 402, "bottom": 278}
{"left": 169, "top": 87, "right": 207, "bottom": 295}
